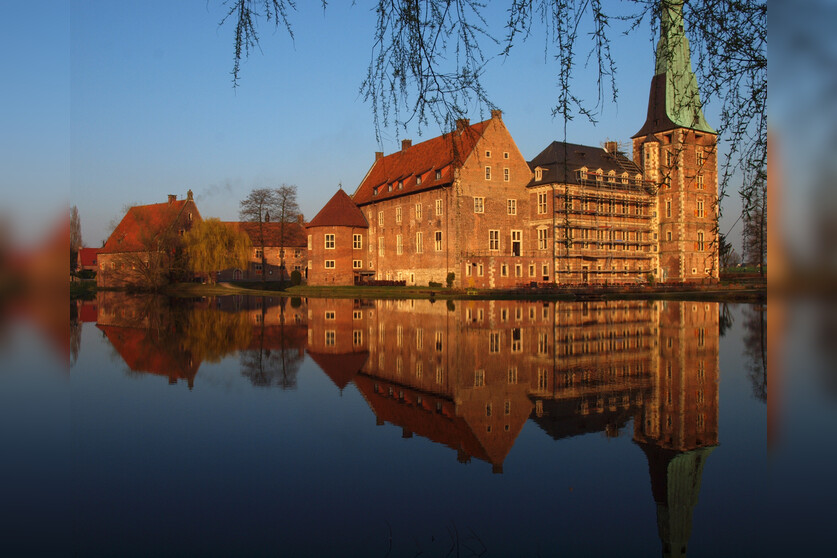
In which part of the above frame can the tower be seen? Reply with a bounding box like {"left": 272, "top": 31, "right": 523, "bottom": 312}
{"left": 633, "top": 0, "right": 719, "bottom": 283}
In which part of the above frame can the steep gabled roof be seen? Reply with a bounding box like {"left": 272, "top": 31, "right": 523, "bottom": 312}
{"left": 102, "top": 199, "right": 199, "bottom": 254}
{"left": 222, "top": 221, "right": 308, "bottom": 248}
{"left": 307, "top": 351, "right": 369, "bottom": 391}
{"left": 307, "top": 189, "right": 369, "bottom": 228}
{"left": 528, "top": 141, "right": 644, "bottom": 188}
{"left": 78, "top": 247, "right": 100, "bottom": 267}
{"left": 352, "top": 119, "right": 490, "bottom": 206}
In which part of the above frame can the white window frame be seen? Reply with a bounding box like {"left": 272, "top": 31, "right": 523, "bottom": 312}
{"left": 485, "top": 166, "right": 491, "bottom": 180}
{"left": 537, "top": 192, "right": 548, "bottom": 214}
{"left": 489, "top": 230, "right": 500, "bottom": 251}
{"left": 416, "top": 232, "right": 423, "bottom": 253}
{"left": 415, "top": 203, "right": 422, "bottom": 220}
{"left": 353, "top": 234, "right": 362, "bottom": 250}
{"left": 434, "top": 231, "right": 443, "bottom": 251}
{"left": 474, "top": 197, "right": 484, "bottom": 214}
{"left": 325, "top": 260, "right": 335, "bottom": 269}
{"left": 435, "top": 199, "right": 443, "bottom": 215}
{"left": 507, "top": 199, "right": 516, "bottom": 215}
{"left": 324, "top": 234, "right": 335, "bottom": 249}
{"left": 395, "top": 206, "right": 402, "bottom": 223}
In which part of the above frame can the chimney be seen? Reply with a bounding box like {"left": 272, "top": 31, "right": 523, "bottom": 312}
{"left": 604, "top": 141, "right": 619, "bottom": 154}
{"left": 401, "top": 139, "right": 412, "bottom": 151}
{"left": 168, "top": 194, "right": 177, "bottom": 204}
{"left": 186, "top": 189, "right": 194, "bottom": 201}
{"left": 297, "top": 214, "right": 304, "bottom": 225}
{"left": 491, "top": 109, "right": 503, "bottom": 120}
{"left": 375, "top": 151, "right": 383, "bottom": 161}
{"left": 455, "top": 118, "right": 470, "bottom": 131}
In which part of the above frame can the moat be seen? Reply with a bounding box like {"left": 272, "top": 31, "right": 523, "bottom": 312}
{"left": 2, "top": 294, "right": 832, "bottom": 556}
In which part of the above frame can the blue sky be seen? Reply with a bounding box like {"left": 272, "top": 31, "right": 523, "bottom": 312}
{"left": 4, "top": 0, "right": 758, "bottom": 249}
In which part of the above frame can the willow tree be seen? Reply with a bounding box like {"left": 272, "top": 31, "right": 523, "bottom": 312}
{"left": 183, "top": 218, "right": 251, "bottom": 283}
{"left": 220, "top": 0, "right": 766, "bottom": 244}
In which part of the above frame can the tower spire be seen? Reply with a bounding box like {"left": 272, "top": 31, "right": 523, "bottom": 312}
{"left": 634, "top": 0, "right": 714, "bottom": 137}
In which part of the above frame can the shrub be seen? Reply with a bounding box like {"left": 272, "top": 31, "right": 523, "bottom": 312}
{"left": 290, "top": 297, "right": 302, "bottom": 308}
{"left": 290, "top": 270, "right": 302, "bottom": 286}
{"left": 446, "top": 272, "right": 455, "bottom": 288}
{"left": 428, "top": 281, "right": 442, "bottom": 288}
{"left": 446, "top": 300, "right": 455, "bottom": 312}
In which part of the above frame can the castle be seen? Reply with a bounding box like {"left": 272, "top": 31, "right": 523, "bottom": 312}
{"left": 306, "top": 0, "right": 718, "bottom": 288}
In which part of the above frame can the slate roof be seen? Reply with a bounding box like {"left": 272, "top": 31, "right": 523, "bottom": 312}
{"left": 307, "top": 189, "right": 369, "bottom": 228}
{"left": 352, "top": 119, "right": 490, "bottom": 206}
{"left": 222, "top": 221, "right": 307, "bottom": 247}
{"left": 102, "top": 199, "right": 199, "bottom": 254}
{"left": 527, "top": 141, "right": 644, "bottom": 188}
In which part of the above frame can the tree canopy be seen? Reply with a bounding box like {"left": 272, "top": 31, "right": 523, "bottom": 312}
{"left": 183, "top": 218, "right": 252, "bottom": 282}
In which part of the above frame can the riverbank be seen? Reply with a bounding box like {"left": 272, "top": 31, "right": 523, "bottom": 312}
{"left": 150, "top": 280, "right": 765, "bottom": 303}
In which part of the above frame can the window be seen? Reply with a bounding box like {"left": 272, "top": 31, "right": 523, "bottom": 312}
{"left": 435, "top": 199, "right": 443, "bottom": 215}
{"left": 477, "top": 263, "right": 484, "bottom": 277}
{"left": 537, "top": 192, "right": 548, "bottom": 214}
{"left": 538, "top": 228, "right": 548, "bottom": 250}
{"left": 537, "top": 369, "right": 548, "bottom": 391}
{"left": 254, "top": 263, "right": 263, "bottom": 274}
{"left": 465, "top": 263, "right": 472, "bottom": 276}
{"left": 353, "top": 259, "right": 362, "bottom": 269}
{"left": 489, "top": 230, "right": 500, "bottom": 251}
{"left": 697, "top": 174, "right": 705, "bottom": 189}
{"left": 507, "top": 199, "right": 517, "bottom": 215}
{"left": 697, "top": 200, "right": 705, "bottom": 218}
{"left": 435, "top": 331, "right": 443, "bottom": 352}
{"left": 608, "top": 170, "right": 616, "bottom": 182}
{"left": 665, "top": 200, "right": 672, "bottom": 218}
{"left": 515, "top": 264, "right": 522, "bottom": 277}
{"left": 325, "top": 260, "right": 335, "bottom": 269}
{"left": 398, "top": 180, "right": 403, "bottom": 190}
{"left": 324, "top": 234, "right": 335, "bottom": 249}
{"left": 696, "top": 148, "right": 705, "bottom": 166}
{"left": 378, "top": 211, "right": 384, "bottom": 226}
{"left": 484, "top": 166, "right": 491, "bottom": 180}
{"left": 489, "top": 332, "right": 500, "bottom": 353}
{"left": 395, "top": 207, "right": 402, "bottom": 223}
{"left": 595, "top": 169, "right": 603, "bottom": 182}
{"left": 415, "top": 232, "right": 423, "bottom": 253}
{"left": 353, "top": 330, "right": 362, "bottom": 346}
{"left": 501, "top": 263, "right": 508, "bottom": 277}
{"left": 415, "top": 203, "right": 422, "bottom": 220}
{"left": 511, "top": 328, "right": 522, "bottom": 352}
{"left": 307, "top": 260, "right": 312, "bottom": 269}
{"left": 373, "top": 186, "right": 378, "bottom": 196}
{"left": 325, "top": 311, "right": 336, "bottom": 320}
{"left": 474, "top": 370, "right": 485, "bottom": 387}
{"left": 666, "top": 231, "right": 673, "bottom": 241}
{"left": 255, "top": 248, "right": 263, "bottom": 259}
{"left": 485, "top": 150, "right": 491, "bottom": 158}
{"left": 580, "top": 167, "right": 588, "bottom": 180}
{"left": 535, "top": 168, "right": 543, "bottom": 181}
{"left": 474, "top": 197, "right": 484, "bottom": 213}
{"left": 697, "top": 231, "right": 705, "bottom": 251}
{"left": 508, "top": 367, "right": 518, "bottom": 384}
{"left": 435, "top": 169, "right": 442, "bottom": 180}
{"left": 504, "top": 168, "right": 509, "bottom": 182}
{"left": 353, "top": 310, "right": 362, "bottom": 320}
{"left": 542, "top": 263, "right": 549, "bottom": 279}
{"left": 529, "top": 264, "right": 535, "bottom": 277}
{"left": 325, "top": 331, "right": 335, "bottom": 346}
{"left": 396, "top": 234, "right": 403, "bottom": 255}
{"left": 435, "top": 231, "right": 443, "bottom": 251}
{"left": 353, "top": 234, "right": 362, "bottom": 249}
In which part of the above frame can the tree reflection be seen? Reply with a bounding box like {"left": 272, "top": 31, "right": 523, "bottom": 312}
{"left": 718, "top": 303, "right": 733, "bottom": 338}
{"left": 239, "top": 300, "right": 304, "bottom": 389}
{"left": 742, "top": 304, "right": 767, "bottom": 402}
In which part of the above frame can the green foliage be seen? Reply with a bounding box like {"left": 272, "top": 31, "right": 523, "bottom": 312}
{"left": 290, "top": 296, "right": 302, "bottom": 308}
{"left": 429, "top": 281, "right": 442, "bottom": 288}
{"left": 290, "top": 269, "right": 302, "bottom": 286}
{"left": 184, "top": 218, "right": 251, "bottom": 282}
{"left": 446, "top": 272, "right": 455, "bottom": 288}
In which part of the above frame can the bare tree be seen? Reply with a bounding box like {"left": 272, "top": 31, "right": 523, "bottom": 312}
{"left": 70, "top": 205, "right": 82, "bottom": 273}
{"left": 742, "top": 167, "right": 767, "bottom": 275}
{"left": 239, "top": 188, "right": 280, "bottom": 282}
{"left": 274, "top": 184, "right": 300, "bottom": 283}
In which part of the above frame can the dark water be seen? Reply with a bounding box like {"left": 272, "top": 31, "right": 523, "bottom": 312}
{"left": 2, "top": 294, "right": 833, "bottom": 556}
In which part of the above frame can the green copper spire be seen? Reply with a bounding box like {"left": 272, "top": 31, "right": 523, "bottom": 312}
{"left": 655, "top": 0, "right": 714, "bottom": 134}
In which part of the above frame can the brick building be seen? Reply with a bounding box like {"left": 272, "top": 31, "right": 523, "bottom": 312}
{"left": 306, "top": 188, "right": 370, "bottom": 286}
{"left": 303, "top": 0, "right": 717, "bottom": 287}
{"left": 216, "top": 219, "right": 307, "bottom": 282}
{"left": 98, "top": 191, "right": 201, "bottom": 288}
{"left": 349, "top": 110, "right": 533, "bottom": 288}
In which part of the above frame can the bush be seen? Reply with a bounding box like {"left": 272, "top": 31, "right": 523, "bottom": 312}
{"left": 428, "top": 281, "right": 442, "bottom": 288}
{"left": 290, "top": 297, "right": 302, "bottom": 308}
{"left": 446, "top": 272, "right": 455, "bottom": 288}
{"left": 290, "top": 270, "right": 302, "bottom": 286}
{"left": 446, "top": 300, "right": 455, "bottom": 312}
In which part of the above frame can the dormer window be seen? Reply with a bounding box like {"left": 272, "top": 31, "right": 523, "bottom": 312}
{"left": 608, "top": 170, "right": 615, "bottom": 183}
{"left": 416, "top": 175, "right": 422, "bottom": 186}
{"left": 387, "top": 184, "right": 392, "bottom": 192}
{"left": 435, "top": 169, "right": 442, "bottom": 180}
{"left": 373, "top": 187, "right": 378, "bottom": 196}
{"left": 535, "top": 168, "right": 543, "bottom": 181}
{"left": 580, "top": 167, "right": 588, "bottom": 180}
{"left": 595, "top": 169, "right": 603, "bottom": 182}
{"left": 621, "top": 172, "right": 628, "bottom": 184}
{"left": 398, "top": 180, "right": 403, "bottom": 190}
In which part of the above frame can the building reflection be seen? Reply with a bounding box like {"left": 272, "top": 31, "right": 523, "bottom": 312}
{"left": 90, "top": 292, "right": 718, "bottom": 555}
{"left": 306, "top": 297, "right": 719, "bottom": 556}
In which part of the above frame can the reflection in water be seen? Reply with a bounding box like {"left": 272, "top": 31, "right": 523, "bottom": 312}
{"left": 85, "top": 293, "right": 719, "bottom": 556}
{"left": 743, "top": 304, "right": 767, "bottom": 402}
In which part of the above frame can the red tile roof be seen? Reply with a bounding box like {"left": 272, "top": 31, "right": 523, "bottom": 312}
{"left": 307, "top": 351, "right": 369, "bottom": 390}
{"left": 307, "top": 189, "right": 369, "bottom": 228}
{"left": 101, "top": 199, "right": 200, "bottom": 254}
{"left": 352, "top": 119, "right": 490, "bottom": 206}
{"left": 222, "top": 221, "right": 307, "bottom": 247}
{"left": 78, "top": 247, "right": 99, "bottom": 267}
